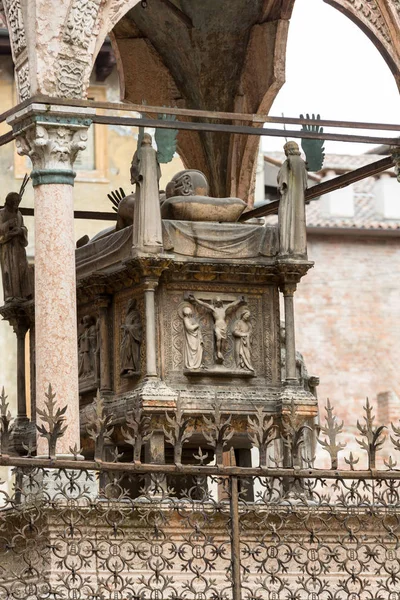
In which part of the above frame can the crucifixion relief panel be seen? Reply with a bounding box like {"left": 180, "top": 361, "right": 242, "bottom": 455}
{"left": 161, "top": 284, "right": 279, "bottom": 384}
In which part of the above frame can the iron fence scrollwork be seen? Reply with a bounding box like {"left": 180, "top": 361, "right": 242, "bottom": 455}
{"left": 0, "top": 388, "right": 399, "bottom": 598}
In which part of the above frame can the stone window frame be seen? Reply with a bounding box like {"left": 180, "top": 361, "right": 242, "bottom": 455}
{"left": 14, "top": 85, "right": 109, "bottom": 183}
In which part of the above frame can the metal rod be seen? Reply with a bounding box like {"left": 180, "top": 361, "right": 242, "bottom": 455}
{"left": 13, "top": 156, "right": 395, "bottom": 224}
{"left": 4, "top": 94, "right": 400, "bottom": 132}
{"left": 230, "top": 476, "right": 242, "bottom": 600}
{"left": 1, "top": 105, "right": 399, "bottom": 150}
{"left": 7, "top": 207, "right": 117, "bottom": 221}
{"left": 92, "top": 114, "right": 400, "bottom": 146}
{"left": 0, "top": 454, "right": 399, "bottom": 479}
{"left": 240, "top": 156, "right": 395, "bottom": 221}
{"left": 305, "top": 155, "right": 395, "bottom": 200}
{"left": 238, "top": 199, "right": 279, "bottom": 221}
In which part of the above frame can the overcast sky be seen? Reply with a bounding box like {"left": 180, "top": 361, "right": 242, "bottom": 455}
{"left": 263, "top": 0, "right": 400, "bottom": 155}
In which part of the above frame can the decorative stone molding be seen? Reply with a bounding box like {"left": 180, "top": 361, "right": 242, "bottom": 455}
{"left": 64, "top": 0, "right": 102, "bottom": 50}
{"left": 56, "top": 57, "right": 87, "bottom": 99}
{"left": 8, "top": 104, "right": 95, "bottom": 186}
{"left": 3, "top": 0, "right": 26, "bottom": 57}
{"left": 343, "top": 0, "right": 391, "bottom": 43}
{"left": 16, "top": 62, "right": 30, "bottom": 101}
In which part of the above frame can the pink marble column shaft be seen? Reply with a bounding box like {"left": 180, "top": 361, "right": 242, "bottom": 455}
{"left": 34, "top": 183, "right": 80, "bottom": 456}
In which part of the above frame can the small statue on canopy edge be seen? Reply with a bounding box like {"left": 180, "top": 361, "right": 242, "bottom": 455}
{"left": 0, "top": 175, "right": 33, "bottom": 304}
{"left": 277, "top": 141, "right": 308, "bottom": 259}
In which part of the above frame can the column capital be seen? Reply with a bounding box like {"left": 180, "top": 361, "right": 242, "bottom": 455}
{"left": 129, "top": 256, "right": 172, "bottom": 280}
{"left": 280, "top": 282, "right": 297, "bottom": 296}
{"left": 94, "top": 295, "right": 111, "bottom": 311}
{"left": 143, "top": 278, "right": 159, "bottom": 292}
{"left": 8, "top": 104, "right": 95, "bottom": 186}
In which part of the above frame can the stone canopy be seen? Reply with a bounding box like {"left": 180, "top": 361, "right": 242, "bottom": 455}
{"left": 2, "top": 0, "right": 400, "bottom": 204}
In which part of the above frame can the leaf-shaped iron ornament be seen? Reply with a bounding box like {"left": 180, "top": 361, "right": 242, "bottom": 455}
{"left": 318, "top": 399, "right": 346, "bottom": 470}
{"left": 36, "top": 384, "right": 68, "bottom": 459}
{"left": 163, "top": 396, "right": 192, "bottom": 466}
{"left": 155, "top": 114, "right": 178, "bottom": 164}
{"left": 300, "top": 113, "right": 325, "bottom": 172}
{"left": 390, "top": 416, "right": 400, "bottom": 456}
{"left": 0, "top": 387, "right": 14, "bottom": 455}
{"left": 247, "top": 407, "right": 278, "bottom": 468}
{"left": 356, "top": 398, "right": 386, "bottom": 469}
{"left": 203, "top": 399, "right": 234, "bottom": 467}
{"left": 281, "top": 400, "right": 313, "bottom": 468}
{"left": 86, "top": 390, "right": 114, "bottom": 462}
{"left": 121, "top": 398, "right": 151, "bottom": 464}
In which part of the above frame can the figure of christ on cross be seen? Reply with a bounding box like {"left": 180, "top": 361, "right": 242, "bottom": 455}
{"left": 188, "top": 294, "right": 246, "bottom": 363}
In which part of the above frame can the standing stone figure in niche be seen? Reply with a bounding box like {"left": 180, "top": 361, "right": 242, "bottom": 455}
{"left": 181, "top": 306, "right": 204, "bottom": 370}
{"left": 278, "top": 141, "right": 308, "bottom": 258}
{"left": 78, "top": 315, "right": 99, "bottom": 380}
{"left": 188, "top": 294, "right": 246, "bottom": 364}
{"left": 120, "top": 299, "right": 142, "bottom": 376}
{"left": 0, "top": 178, "right": 33, "bottom": 303}
{"left": 233, "top": 309, "right": 254, "bottom": 372}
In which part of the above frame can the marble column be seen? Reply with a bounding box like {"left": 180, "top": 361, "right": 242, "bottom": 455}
{"left": 282, "top": 282, "right": 297, "bottom": 384}
{"left": 14, "top": 321, "right": 29, "bottom": 422}
{"left": 143, "top": 279, "right": 158, "bottom": 378}
{"left": 29, "top": 323, "right": 36, "bottom": 422}
{"left": 8, "top": 105, "right": 94, "bottom": 456}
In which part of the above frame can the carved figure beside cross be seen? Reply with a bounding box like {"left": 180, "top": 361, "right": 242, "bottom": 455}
{"left": 188, "top": 294, "right": 246, "bottom": 363}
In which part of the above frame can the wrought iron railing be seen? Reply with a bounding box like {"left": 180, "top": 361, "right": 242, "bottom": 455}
{"left": 0, "top": 387, "right": 400, "bottom": 599}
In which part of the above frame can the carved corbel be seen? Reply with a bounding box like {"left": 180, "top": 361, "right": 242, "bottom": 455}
{"left": 277, "top": 260, "right": 313, "bottom": 291}
{"left": 128, "top": 256, "right": 172, "bottom": 280}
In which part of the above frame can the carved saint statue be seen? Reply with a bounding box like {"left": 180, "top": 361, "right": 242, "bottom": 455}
{"left": 277, "top": 141, "right": 308, "bottom": 258}
{"left": 0, "top": 189, "right": 32, "bottom": 303}
{"left": 181, "top": 306, "right": 204, "bottom": 370}
{"left": 188, "top": 294, "right": 246, "bottom": 363}
{"left": 78, "top": 315, "right": 99, "bottom": 380}
{"left": 120, "top": 299, "right": 142, "bottom": 376}
{"left": 232, "top": 309, "right": 254, "bottom": 372}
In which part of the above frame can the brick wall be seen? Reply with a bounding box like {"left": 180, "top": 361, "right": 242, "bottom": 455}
{"left": 295, "top": 232, "right": 400, "bottom": 454}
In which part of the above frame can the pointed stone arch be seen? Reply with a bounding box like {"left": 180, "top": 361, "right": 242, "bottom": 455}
{"left": 324, "top": 0, "right": 400, "bottom": 90}
{"left": 3, "top": 0, "right": 399, "bottom": 202}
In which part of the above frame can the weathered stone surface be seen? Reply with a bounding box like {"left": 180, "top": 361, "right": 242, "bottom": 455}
{"left": 7, "top": 106, "right": 93, "bottom": 455}
{"left": 161, "top": 196, "right": 247, "bottom": 222}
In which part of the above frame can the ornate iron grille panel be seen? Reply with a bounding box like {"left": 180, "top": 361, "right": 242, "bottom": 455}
{"left": 0, "top": 389, "right": 399, "bottom": 598}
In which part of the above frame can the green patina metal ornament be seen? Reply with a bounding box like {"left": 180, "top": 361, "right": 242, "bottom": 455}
{"left": 300, "top": 113, "right": 325, "bottom": 172}
{"left": 155, "top": 113, "right": 178, "bottom": 164}
{"left": 136, "top": 113, "right": 177, "bottom": 164}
